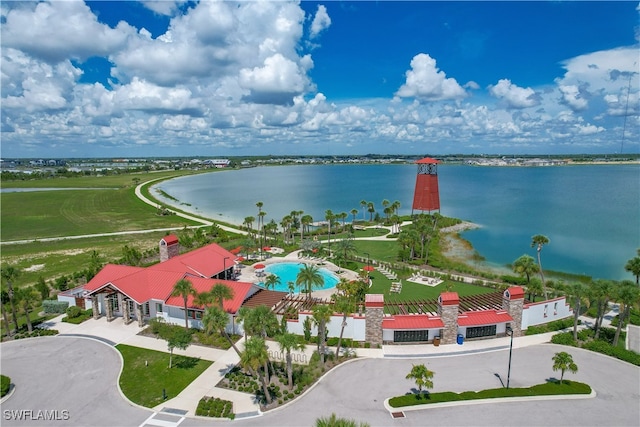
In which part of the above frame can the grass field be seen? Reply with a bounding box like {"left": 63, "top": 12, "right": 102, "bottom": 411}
{"left": 1, "top": 188, "right": 196, "bottom": 241}
{"left": 116, "top": 344, "right": 212, "bottom": 408}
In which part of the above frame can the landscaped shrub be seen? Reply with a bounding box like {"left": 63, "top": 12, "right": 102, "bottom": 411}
{"left": 65, "top": 305, "right": 83, "bottom": 319}
{"left": 525, "top": 317, "right": 574, "bottom": 335}
{"left": 195, "top": 397, "right": 235, "bottom": 419}
{"left": 500, "top": 275, "right": 527, "bottom": 286}
{"left": 1, "top": 375, "right": 10, "bottom": 397}
{"left": 582, "top": 340, "right": 640, "bottom": 366}
{"left": 42, "top": 300, "right": 69, "bottom": 314}
{"left": 14, "top": 329, "right": 58, "bottom": 339}
{"left": 550, "top": 332, "right": 578, "bottom": 347}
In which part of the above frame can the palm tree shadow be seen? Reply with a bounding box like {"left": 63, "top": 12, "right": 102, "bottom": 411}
{"left": 546, "top": 377, "right": 561, "bottom": 384}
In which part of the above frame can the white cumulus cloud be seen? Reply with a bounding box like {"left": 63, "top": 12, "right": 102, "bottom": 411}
{"left": 395, "top": 54, "right": 467, "bottom": 101}
{"left": 310, "top": 5, "right": 331, "bottom": 39}
{"left": 488, "top": 79, "right": 540, "bottom": 109}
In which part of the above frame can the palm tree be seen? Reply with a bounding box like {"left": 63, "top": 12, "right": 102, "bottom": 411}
{"left": 512, "top": 254, "right": 539, "bottom": 286}
{"left": 613, "top": 280, "right": 640, "bottom": 346}
{"left": 243, "top": 216, "right": 255, "bottom": 237}
{"left": 240, "top": 336, "right": 272, "bottom": 404}
{"left": 209, "top": 283, "right": 234, "bottom": 309}
{"left": 296, "top": 264, "right": 325, "bottom": 301}
{"left": 367, "top": 202, "right": 375, "bottom": 222}
{"left": 15, "top": 286, "right": 40, "bottom": 333}
{"left": 301, "top": 214, "right": 313, "bottom": 240}
{"left": 350, "top": 208, "right": 359, "bottom": 225}
{"left": 406, "top": 364, "right": 434, "bottom": 394}
{"left": 590, "top": 279, "right": 612, "bottom": 339}
{"left": 263, "top": 274, "right": 281, "bottom": 291}
{"left": 526, "top": 277, "right": 544, "bottom": 302}
{"left": 531, "top": 234, "right": 550, "bottom": 298}
{"left": 240, "top": 305, "right": 279, "bottom": 380}
{"left": 334, "top": 237, "right": 356, "bottom": 268}
{"left": 1, "top": 265, "right": 21, "bottom": 335}
{"left": 312, "top": 304, "right": 333, "bottom": 365}
{"left": 325, "top": 209, "right": 334, "bottom": 254}
{"left": 171, "top": 278, "right": 197, "bottom": 330}
{"left": 274, "top": 331, "right": 304, "bottom": 389}
{"left": 332, "top": 295, "right": 355, "bottom": 358}
{"left": 624, "top": 249, "right": 640, "bottom": 285}
{"left": 567, "top": 282, "right": 587, "bottom": 340}
{"left": 202, "top": 306, "right": 242, "bottom": 357}
{"left": 551, "top": 351, "right": 578, "bottom": 384}
{"left": 360, "top": 200, "right": 367, "bottom": 221}
{"left": 316, "top": 414, "right": 370, "bottom": 427}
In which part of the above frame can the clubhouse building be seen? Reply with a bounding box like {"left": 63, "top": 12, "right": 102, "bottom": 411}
{"left": 59, "top": 235, "right": 572, "bottom": 345}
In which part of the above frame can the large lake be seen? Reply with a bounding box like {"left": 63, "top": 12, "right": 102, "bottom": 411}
{"left": 152, "top": 164, "right": 639, "bottom": 281}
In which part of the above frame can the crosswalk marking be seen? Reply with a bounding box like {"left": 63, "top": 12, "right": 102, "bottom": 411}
{"left": 139, "top": 412, "right": 185, "bottom": 427}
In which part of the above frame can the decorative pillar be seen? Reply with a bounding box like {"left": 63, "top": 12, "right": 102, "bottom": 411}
{"left": 105, "top": 295, "right": 114, "bottom": 322}
{"left": 438, "top": 292, "right": 459, "bottom": 344}
{"left": 91, "top": 295, "right": 100, "bottom": 319}
{"left": 136, "top": 304, "right": 144, "bottom": 327}
{"left": 365, "top": 294, "right": 384, "bottom": 346}
{"left": 123, "top": 298, "right": 131, "bottom": 325}
{"left": 502, "top": 286, "right": 525, "bottom": 337}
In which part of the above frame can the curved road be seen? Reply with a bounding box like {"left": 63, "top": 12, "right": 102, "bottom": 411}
{"left": 1, "top": 338, "right": 638, "bottom": 427}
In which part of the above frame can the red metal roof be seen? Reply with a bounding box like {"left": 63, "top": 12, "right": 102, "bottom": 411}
{"left": 505, "top": 286, "right": 525, "bottom": 300}
{"left": 148, "top": 243, "right": 237, "bottom": 278}
{"left": 458, "top": 310, "right": 513, "bottom": 326}
{"left": 382, "top": 315, "right": 444, "bottom": 330}
{"left": 84, "top": 243, "right": 253, "bottom": 313}
{"left": 439, "top": 292, "right": 459, "bottom": 306}
{"left": 365, "top": 294, "right": 384, "bottom": 307}
{"left": 415, "top": 157, "right": 440, "bottom": 164}
{"left": 161, "top": 234, "right": 179, "bottom": 245}
{"left": 84, "top": 264, "right": 144, "bottom": 292}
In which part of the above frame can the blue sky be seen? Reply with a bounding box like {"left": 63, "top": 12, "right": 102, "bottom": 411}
{"left": 1, "top": 1, "right": 638, "bottom": 158}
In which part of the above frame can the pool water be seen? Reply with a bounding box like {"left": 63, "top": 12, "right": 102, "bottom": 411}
{"left": 262, "top": 262, "right": 339, "bottom": 292}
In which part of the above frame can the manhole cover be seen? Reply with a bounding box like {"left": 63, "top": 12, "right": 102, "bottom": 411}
{"left": 391, "top": 412, "right": 405, "bottom": 418}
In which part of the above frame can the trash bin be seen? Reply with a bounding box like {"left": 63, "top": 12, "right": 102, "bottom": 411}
{"left": 457, "top": 334, "right": 464, "bottom": 345}
{"left": 433, "top": 336, "right": 440, "bottom": 347}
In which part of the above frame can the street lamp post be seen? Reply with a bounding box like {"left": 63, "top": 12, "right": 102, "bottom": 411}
{"left": 223, "top": 257, "right": 229, "bottom": 280}
{"left": 506, "top": 325, "right": 514, "bottom": 389}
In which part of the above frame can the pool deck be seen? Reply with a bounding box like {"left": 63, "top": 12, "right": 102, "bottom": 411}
{"left": 235, "top": 249, "right": 360, "bottom": 299}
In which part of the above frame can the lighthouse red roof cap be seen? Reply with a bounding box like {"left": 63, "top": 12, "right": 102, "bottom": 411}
{"left": 415, "top": 157, "right": 440, "bottom": 164}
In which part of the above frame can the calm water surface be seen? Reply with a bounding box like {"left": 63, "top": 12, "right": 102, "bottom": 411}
{"left": 153, "top": 164, "right": 639, "bottom": 281}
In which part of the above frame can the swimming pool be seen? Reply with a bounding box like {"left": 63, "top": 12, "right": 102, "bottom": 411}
{"left": 262, "top": 262, "right": 339, "bottom": 292}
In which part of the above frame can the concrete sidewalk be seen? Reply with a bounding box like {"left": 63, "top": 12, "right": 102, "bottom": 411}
{"left": 40, "top": 311, "right": 606, "bottom": 421}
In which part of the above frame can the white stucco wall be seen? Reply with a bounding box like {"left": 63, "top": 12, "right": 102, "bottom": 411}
{"left": 285, "top": 312, "right": 366, "bottom": 341}
{"left": 522, "top": 297, "right": 572, "bottom": 328}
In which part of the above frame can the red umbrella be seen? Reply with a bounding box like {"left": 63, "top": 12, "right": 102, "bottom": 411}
{"left": 236, "top": 256, "right": 245, "bottom": 262}
{"left": 363, "top": 265, "right": 375, "bottom": 272}
{"left": 262, "top": 246, "right": 272, "bottom": 251}
{"left": 254, "top": 263, "right": 266, "bottom": 270}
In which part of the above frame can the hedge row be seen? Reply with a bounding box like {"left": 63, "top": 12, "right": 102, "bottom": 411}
{"left": 42, "top": 300, "right": 69, "bottom": 314}
{"left": 1, "top": 375, "right": 10, "bottom": 397}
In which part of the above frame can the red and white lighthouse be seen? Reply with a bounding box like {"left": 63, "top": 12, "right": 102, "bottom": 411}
{"left": 411, "top": 157, "right": 440, "bottom": 214}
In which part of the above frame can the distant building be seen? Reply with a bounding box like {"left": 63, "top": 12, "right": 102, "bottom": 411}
{"left": 203, "top": 159, "right": 231, "bottom": 168}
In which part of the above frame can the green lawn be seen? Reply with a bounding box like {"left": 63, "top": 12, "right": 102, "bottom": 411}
{"left": 116, "top": 344, "right": 212, "bottom": 408}
{"left": 389, "top": 380, "right": 592, "bottom": 408}
{"left": 365, "top": 269, "right": 496, "bottom": 302}
{"left": 0, "top": 232, "right": 176, "bottom": 286}
{"left": 1, "top": 188, "right": 196, "bottom": 241}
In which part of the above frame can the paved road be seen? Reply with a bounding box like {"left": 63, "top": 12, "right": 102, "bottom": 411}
{"left": 0, "top": 337, "right": 151, "bottom": 427}
{"left": 5, "top": 337, "right": 635, "bottom": 427}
